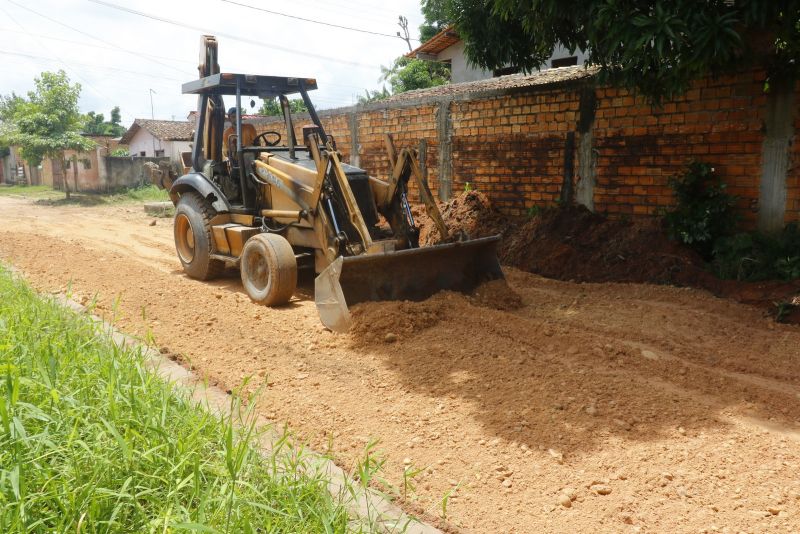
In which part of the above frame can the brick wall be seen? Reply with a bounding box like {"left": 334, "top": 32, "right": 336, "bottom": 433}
{"left": 253, "top": 68, "right": 799, "bottom": 230}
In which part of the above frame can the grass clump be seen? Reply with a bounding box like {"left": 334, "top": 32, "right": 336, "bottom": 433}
{"left": 0, "top": 183, "right": 169, "bottom": 205}
{"left": 0, "top": 266, "right": 351, "bottom": 533}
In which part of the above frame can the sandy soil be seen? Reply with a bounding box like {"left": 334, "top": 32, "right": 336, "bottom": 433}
{"left": 1, "top": 196, "right": 799, "bottom": 533}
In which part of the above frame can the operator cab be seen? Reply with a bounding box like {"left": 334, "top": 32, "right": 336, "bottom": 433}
{"left": 182, "top": 73, "right": 327, "bottom": 212}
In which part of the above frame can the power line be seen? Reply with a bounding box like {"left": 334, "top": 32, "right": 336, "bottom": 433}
{"left": 0, "top": 3, "right": 117, "bottom": 107}
{"left": 7, "top": 0, "right": 190, "bottom": 77}
{"left": 0, "top": 50, "right": 185, "bottom": 83}
{"left": 220, "top": 0, "right": 418, "bottom": 42}
{"left": 87, "top": 0, "right": 384, "bottom": 70}
{"left": 0, "top": 27, "right": 196, "bottom": 66}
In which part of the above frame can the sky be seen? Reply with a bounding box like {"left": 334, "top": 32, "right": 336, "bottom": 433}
{"left": 0, "top": 0, "right": 425, "bottom": 127}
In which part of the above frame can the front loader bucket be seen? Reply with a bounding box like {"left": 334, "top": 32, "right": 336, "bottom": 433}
{"left": 314, "top": 235, "right": 503, "bottom": 332}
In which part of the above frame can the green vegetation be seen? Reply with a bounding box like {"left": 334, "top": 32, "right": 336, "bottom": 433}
{"left": 258, "top": 98, "right": 307, "bottom": 116}
{"left": 0, "top": 266, "right": 351, "bottom": 532}
{"left": 445, "top": 0, "right": 800, "bottom": 101}
{"left": 664, "top": 161, "right": 738, "bottom": 258}
{"left": 0, "top": 185, "right": 62, "bottom": 200}
{"left": 380, "top": 57, "right": 451, "bottom": 94}
{"left": 664, "top": 161, "right": 800, "bottom": 282}
{"left": 0, "top": 70, "right": 95, "bottom": 199}
{"left": 82, "top": 106, "right": 126, "bottom": 137}
{"left": 0, "top": 184, "right": 169, "bottom": 205}
{"left": 712, "top": 223, "right": 800, "bottom": 281}
{"left": 110, "top": 147, "right": 129, "bottom": 157}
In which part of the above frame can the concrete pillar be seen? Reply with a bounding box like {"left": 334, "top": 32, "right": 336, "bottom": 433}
{"left": 575, "top": 87, "right": 598, "bottom": 211}
{"left": 759, "top": 83, "right": 795, "bottom": 232}
{"left": 348, "top": 111, "right": 360, "bottom": 168}
{"left": 436, "top": 100, "right": 453, "bottom": 202}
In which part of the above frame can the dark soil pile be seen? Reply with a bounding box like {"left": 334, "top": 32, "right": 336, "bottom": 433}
{"left": 416, "top": 191, "right": 800, "bottom": 321}
{"left": 417, "top": 191, "right": 705, "bottom": 285}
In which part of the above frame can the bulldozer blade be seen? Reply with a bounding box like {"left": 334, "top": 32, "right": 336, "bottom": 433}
{"left": 315, "top": 235, "right": 503, "bottom": 332}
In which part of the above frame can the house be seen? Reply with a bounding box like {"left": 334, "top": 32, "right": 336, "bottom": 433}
{"left": 406, "top": 26, "right": 588, "bottom": 84}
{"left": 40, "top": 135, "right": 121, "bottom": 191}
{"left": 120, "top": 119, "right": 193, "bottom": 166}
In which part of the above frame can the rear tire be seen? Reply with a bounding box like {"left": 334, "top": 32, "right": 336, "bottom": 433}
{"left": 174, "top": 191, "right": 224, "bottom": 280}
{"left": 240, "top": 233, "right": 297, "bottom": 306}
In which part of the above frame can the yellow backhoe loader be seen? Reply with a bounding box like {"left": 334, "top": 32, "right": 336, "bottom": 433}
{"left": 149, "top": 36, "right": 503, "bottom": 331}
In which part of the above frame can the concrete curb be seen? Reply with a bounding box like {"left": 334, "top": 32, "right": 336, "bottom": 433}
{"left": 52, "top": 294, "right": 442, "bottom": 534}
{"left": 143, "top": 201, "right": 174, "bottom": 217}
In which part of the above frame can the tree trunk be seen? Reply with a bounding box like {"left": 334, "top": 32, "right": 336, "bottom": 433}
{"left": 61, "top": 154, "right": 70, "bottom": 200}
{"left": 72, "top": 155, "right": 79, "bottom": 195}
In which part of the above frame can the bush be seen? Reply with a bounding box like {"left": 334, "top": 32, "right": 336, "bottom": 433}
{"left": 664, "top": 161, "right": 738, "bottom": 258}
{"left": 712, "top": 223, "right": 800, "bottom": 281}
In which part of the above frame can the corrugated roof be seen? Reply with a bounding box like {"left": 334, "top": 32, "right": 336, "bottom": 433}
{"left": 382, "top": 65, "right": 598, "bottom": 103}
{"left": 406, "top": 26, "right": 461, "bottom": 58}
{"left": 120, "top": 119, "right": 193, "bottom": 144}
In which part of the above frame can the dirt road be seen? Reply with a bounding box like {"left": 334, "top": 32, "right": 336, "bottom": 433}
{"left": 1, "top": 196, "right": 799, "bottom": 533}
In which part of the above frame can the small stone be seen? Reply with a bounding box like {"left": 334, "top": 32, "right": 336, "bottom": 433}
{"left": 614, "top": 418, "right": 632, "bottom": 431}
{"left": 620, "top": 513, "right": 634, "bottom": 525}
{"left": 676, "top": 486, "right": 689, "bottom": 498}
{"left": 591, "top": 484, "right": 612, "bottom": 495}
{"left": 641, "top": 349, "right": 658, "bottom": 360}
{"left": 558, "top": 493, "right": 572, "bottom": 508}
{"left": 403, "top": 457, "right": 411, "bottom": 465}
{"left": 149, "top": 219, "right": 157, "bottom": 226}
{"left": 384, "top": 332, "right": 398, "bottom": 343}
{"left": 662, "top": 472, "right": 674, "bottom": 481}
{"left": 768, "top": 507, "right": 781, "bottom": 516}
{"left": 548, "top": 449, "right": 564, "bottom": 464}
{"left": 585, "top": 404, "right": 598, "bottom": 416}
{"left": 502, "top": 478, "right": 512, "bottom": 488}
{"left": 678, "top": 426, "right": 687, "bottom": 435}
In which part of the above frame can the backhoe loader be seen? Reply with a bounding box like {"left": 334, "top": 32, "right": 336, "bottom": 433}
{"left": 149, "top": 36, "right": 503, "bottom": 331}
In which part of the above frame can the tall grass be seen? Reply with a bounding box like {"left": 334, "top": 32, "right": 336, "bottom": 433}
{"left": 0, "top": 266, "right": 351, "bottom": 533}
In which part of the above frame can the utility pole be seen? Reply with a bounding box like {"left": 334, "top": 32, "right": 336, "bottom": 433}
{"left": 149, "top": 88, "right": 157, "bottom": 157}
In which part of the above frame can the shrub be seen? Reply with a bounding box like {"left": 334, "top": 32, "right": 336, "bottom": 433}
{"left": 712, "top": 223, "right": 800, "bottom": 281}
{"left": 664, "top": 161, "right": 738, "bottom": 258}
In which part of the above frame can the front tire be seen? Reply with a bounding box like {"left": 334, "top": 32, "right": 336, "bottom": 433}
{"left": 174, "top": 191, "right": 224, "bottom": 280}
{"left": 240, "top": 233, "right": 297, "bottom": 306}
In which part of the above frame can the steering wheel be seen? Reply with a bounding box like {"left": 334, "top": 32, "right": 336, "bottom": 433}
{"left": 253, "top": 130, "right": 282, "bottom": 147}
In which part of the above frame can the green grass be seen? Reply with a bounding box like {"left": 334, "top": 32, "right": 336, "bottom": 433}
{"left": 0, "top": 185, "right": 62, "bottom": 200}
{"left": 0, "top": 184, "right": 170, "bottom": 206}
{"left": 0, "top": 266, "right": 353, "bottom": 533}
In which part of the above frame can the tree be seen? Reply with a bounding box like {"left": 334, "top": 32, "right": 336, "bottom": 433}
{"left": 259, "top": 98, "right": 307, "bottom": 116}
{"left": 420, "top": 0, "right": 452, "bottom": 42}
{"left": 82, "top": 106, "right": 126, "bottom": 136}
{"left": 380, "top": 57, "right": 451, "bottom": 93}
{"left": 357, "top": 86, "right": 391, "bottom": 104}
{"left": 0, "top": 70, "right": 94, "bottom": 196}
{"left": 449, "top": 0, "right": 800, "bottom": 101}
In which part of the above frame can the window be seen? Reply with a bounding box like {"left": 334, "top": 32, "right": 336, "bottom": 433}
{"left": 154, "top": 149, "right": 165, "bottom": 157}
{"left": 139, "top": 151, "right": 146, "bottom": 157}
{"left": 493, "top": 65, "right": 521, "bottom": 77}
{"left": 65, "top": 159, "right": 71, "bottom": 169}
{"left": 551, "top": 56, "right": 578, "bottom": 68}
{"left": 82, "top": 158, "right": 91, "bottom": 170}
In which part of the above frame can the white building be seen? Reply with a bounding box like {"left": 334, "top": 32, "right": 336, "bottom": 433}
{"left": 120, "top": 119, "right": 193, "bottom": 165}
{"left": 407, "top": 27, "right": 588, "bottom": 84}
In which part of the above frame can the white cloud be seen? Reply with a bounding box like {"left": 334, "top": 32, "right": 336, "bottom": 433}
{"left": 0, "top": 0, "right": 424, "bottom": 127}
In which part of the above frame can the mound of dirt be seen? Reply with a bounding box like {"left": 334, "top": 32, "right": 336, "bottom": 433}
{"left": 416, "top": 190, "right": 512, "bottom": 245}
{"left": 416, "top": 191, "right": 800, "bottom": 320}
{"left": 348, "top": 295, "right": 451, "bottom": 344}
{"left": 468, "top": 279, "right": 523, "bottom": 311}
